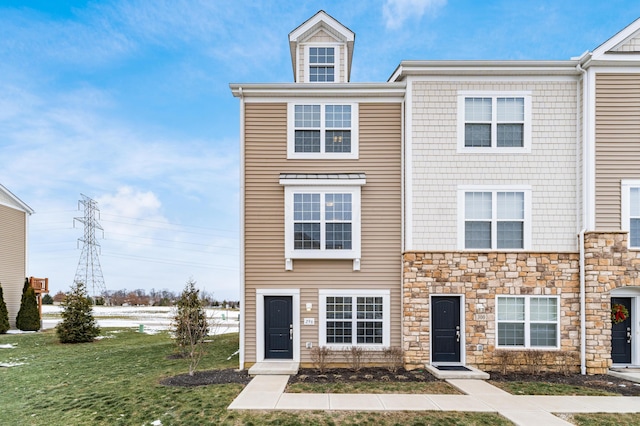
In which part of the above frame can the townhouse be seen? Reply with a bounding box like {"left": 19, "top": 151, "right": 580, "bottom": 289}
{"left": 231, "top": 11, "right": 640, "bottom": 375}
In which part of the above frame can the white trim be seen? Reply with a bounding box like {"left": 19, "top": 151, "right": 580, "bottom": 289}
{"left": 622, "top": 180, "right": 640, "bottom": 250}
{"left": 238, "top": 88, "right": 246, "bottom": 369}
{"left": 0, "top": 184, "right": 34, "bottom": 214}
{"left": 282, "top": 185, "right": 361, "bottom": 261}
{"left": 404, "top": 78, "right": 413, "bottom": 250}
{"left": 592, "top": 18, "right": 640, "bottom": 58}
{"left": 318, "top": 289, "right": 391, "bottom": 349}
{"left": 456, "top": 91, "right": 532, "bottom": 154}
{"left": 429, "top": 294, "right": 466, "bottom": 365}
{"left": 457, "top": 185, "right": 532, "bottom": 251}
{"left": 279, "top": 177, "right": 366, "bottom": 187}
{"left": 287, "top": 102, "right": 359, "bottom": 160}
{"left": 495, "top": 295, "right": 560, "bottom": 350}
{"left": 288, "top": 11, "right": 354, "bottom": 43}
{"left": 255, "top": 289, "right": 300, "bottom": 363}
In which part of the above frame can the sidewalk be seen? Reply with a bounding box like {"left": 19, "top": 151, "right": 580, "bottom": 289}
{"left": 228, "top": 376, "right": 640, "bottom": 426}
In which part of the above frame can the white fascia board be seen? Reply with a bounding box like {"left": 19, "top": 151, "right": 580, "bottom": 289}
{"left": 229, "top": 83, "right": 406, "bottom": 100}
{"left": 592, "top": 17, "right": 640, "bottom": 58}
{"left": 389, "top": 60, "right": 580, "bottom": 79}
{"left": 289, "top": 11, "right": 354, "bottom": 43}
{"left": 0, "top": 184, "right": 34, "bottom": 214}
{"left": 279, "top": 178, "right": 366, "bottom": 186}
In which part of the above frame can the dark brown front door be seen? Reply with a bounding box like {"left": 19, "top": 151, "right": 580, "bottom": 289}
{"left": 612, "top": 297, "right": 632, "bottom": 364}
{"left": 432, "top": 296, "right": 461, "bottom": 363}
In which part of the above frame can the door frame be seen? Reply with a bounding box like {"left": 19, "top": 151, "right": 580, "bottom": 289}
{"left": 611, "top": 287, "right": 640, "bottom": 367}
{"left": 256, "top": 289, "right": 300, "bottom": 363}
{"left": 429, "top": 294, "right": 465, "bottom": 366}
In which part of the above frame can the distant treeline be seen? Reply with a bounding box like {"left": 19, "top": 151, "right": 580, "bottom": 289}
{"left": 47, "top": 288, "right": 239, "bottom": 308}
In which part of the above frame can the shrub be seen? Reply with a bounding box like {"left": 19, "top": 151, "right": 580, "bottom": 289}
{"left": 342, "top": 346, "right": 365, "bottom": 372}
{"left": 173, "top": 278, "right": 209, "bottom": 375}
{"left": 42, "top": 294, "right": 54, "bottom": 305}
{"left": 383, "top": 347, "right": 404, "bottom": 373}
{"left": 310, "top": 346, "right": 331, "bottom": 374}
{"left": 0, "top": 284, "right": 9, "bottom": 334}
{"left": 56, "top": 281, "right": 100, "bottom": 343}
{"left": 16, "top": 278, "right": 40, "bottom": 331}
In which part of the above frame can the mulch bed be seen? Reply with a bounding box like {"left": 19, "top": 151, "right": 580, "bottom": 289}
{"left": 160, "top": 366, "right": 640, "bottom": 396}
{"left": 160, "top": 368, "right": 252, "bottom": 387}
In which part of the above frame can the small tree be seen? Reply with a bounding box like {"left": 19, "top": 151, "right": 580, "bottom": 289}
{"left": 42, "top": 294, "right": 54, "bottom": 305}
{"left": 16, "top": 278, "right": 40, "bottom": 331}
{"left": 0, "top": 284, "right": 9, "bottom": 334}
{"left": 173, "top": 278, "right": 209, "bottom": 376}
{"left": 56, "top": 281, "right": 100, "bottom": 343}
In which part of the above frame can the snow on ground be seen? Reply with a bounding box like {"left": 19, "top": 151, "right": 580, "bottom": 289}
{"left": 41, "top": 305, "right": 240, "bottom": 335}
{"left": 0, "top": 344, "right": 17, "bottom": 349}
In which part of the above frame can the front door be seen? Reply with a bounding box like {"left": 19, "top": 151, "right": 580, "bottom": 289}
{"left": 432, "top": 296, "right": 461, "bottom": 363}
{"left": 264, "top": 296, "right": 293, "bottom": 359}
{"left": 612, "top": 297, "right": 632, "bottom": 364}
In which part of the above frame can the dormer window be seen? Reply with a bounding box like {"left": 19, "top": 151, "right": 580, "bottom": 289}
{"left": 309, "top": 47, "right": 335, "bottom": 82}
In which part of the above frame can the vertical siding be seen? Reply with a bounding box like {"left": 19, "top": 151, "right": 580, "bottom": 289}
{"left": 0, "top": 204, "right": 27, "bottom": 328}
{"left": 595, "top": 74, "right": 640, "bottom": 230}
{"left": 243, "top": 102, "right": 402, "bottom": 364}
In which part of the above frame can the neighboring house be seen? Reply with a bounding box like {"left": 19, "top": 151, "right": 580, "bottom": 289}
{"left": 0, "top": 184, "right": 34, "bottom": 328}
{"left": 232, "top": 11, "right": 640, "bottom": 375}
{"left": 231, "top": 11, "right": 404, "bottom": 372}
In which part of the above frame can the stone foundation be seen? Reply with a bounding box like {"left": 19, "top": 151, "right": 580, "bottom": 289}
{"left": 402, "top": 232, "right": 640, "bottom": 374}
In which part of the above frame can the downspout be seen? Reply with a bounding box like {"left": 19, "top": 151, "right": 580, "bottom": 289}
{"left": 400, "top": 96, "right": 406, "bottom": 359}
{"left": 238, "top": 86, "right": 246, "bottom": 370}
{"left": 576, "top": 60, "right": 587, "bottom": 375}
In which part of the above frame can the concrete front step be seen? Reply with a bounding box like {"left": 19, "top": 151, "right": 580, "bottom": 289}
{"left": 248, "top": 361, "right": 299, "bottom": 376}
{"left": 425, "top": 364, "right": 490, "bottom": 380}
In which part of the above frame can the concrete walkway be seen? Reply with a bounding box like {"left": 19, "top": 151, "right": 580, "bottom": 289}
{"left": 228, "top": 376, "right": 640, "bottom": 426}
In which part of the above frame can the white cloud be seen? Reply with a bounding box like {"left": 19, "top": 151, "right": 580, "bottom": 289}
{"left": 383, "top": 0, "right": 447, "bottom": 30}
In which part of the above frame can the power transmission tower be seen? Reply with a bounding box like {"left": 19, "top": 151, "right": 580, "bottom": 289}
{"left": 73, "top": 194, "right": 106, "bottom": 299}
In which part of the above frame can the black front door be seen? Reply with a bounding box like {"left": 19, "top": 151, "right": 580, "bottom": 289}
{"left": 612, "top": 297, "right": 632, "bottom": 364}
{"left": 432, "top": 296, "right": 461, "bottom": 363}
{"left": 264, "top": 296, "right": 293, "bottom": 359}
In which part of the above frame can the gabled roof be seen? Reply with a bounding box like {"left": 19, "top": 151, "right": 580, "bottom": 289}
{"left": 288, "top": 10, "right": 355, "bottom": 81}
{"left": 581, "top": 17, "right": 640, "bottom": 67}
{"left": 0, "top": 184, "right": 34, "bottom": 214}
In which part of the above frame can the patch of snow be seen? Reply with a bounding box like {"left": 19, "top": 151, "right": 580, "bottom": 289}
{"left": 151, "top": 420, "right": 162, "bottom": 426}
{"left": 94, "top": 335, "right": 114, "bottom": 340}
{"left": 0, "top": 344, "right": 17, "bottom": 349}
{"left": 0, "top": 362, "right": 25, "bottom": 367}
{"left": 227, "top": 349, "right": 240, "bottom": 360}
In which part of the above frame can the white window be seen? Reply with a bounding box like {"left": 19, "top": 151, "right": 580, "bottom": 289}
{"left": 622, "top": 180, "right": 640, "bottom": 249}
{"left": 496, "top": 296, "right": 559, "bottom": 349}
{"left": 319, "top": 290, "right": 390, "bottom": 348}
{"left": 458, "top": 186, "right": 532, "bottom": 250}
{"left": 280, "top": 175, "right": 364, "bottom": 268}
{"left": 309, "top": 47, "right": 335, "bottom": 82}
{"left": 457, "top": 92, "right": 532, "bottom": 153}
{"left": 287, "top": 103, "right": 358, "bottom": 159}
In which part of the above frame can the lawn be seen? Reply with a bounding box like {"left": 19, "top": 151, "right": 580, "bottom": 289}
{"left": 0, "top": 329, "right": 509, "bottom": 425}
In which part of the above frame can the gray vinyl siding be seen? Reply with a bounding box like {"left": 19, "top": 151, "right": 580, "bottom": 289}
{"left": 595, "top": 73, "right": 640, "bottom": 230}
{"left": 243, "top": 102, "right": 402, "bottom": 364}
{"left": 0, "top": 204, "right": 27, "bottom": 328}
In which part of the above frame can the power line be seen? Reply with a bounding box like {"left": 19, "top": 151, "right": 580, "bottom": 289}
{"left": 73, "top": 194, "right": 107, "bottom": 298}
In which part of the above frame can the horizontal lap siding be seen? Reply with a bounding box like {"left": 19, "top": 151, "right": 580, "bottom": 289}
{"left": 0, "top": 205, "right": 26, "bottom": 328}
{"left": 244, "top": 102, "right": 402, "bottom": 363}
{"left": 595, "top": 74, "right": 640, "bottom": 230}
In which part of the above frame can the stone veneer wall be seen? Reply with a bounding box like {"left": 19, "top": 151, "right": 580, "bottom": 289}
{"left": 403, "top": 232, "right": 640, "bottom": 374}
{"left": 584, "top": 232, "right": 640, "bottom": 373}
{"left": 402, "top": 251, "right": 581, "bottom": 372}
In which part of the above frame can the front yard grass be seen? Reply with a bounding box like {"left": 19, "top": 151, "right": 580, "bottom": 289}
{"left": 492, "top": 381, "right": 619, "bottom": 396}
{"left": 0, "top": 329, "right": 509, "bottom": 425}
{"left": 287, "top": 380, "right": 461, "bottom": 394}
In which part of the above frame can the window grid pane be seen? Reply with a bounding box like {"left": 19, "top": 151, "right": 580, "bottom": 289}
{"left": 325, "top": 223, "right": 352, "bottom": 250}
{"left": 465, "top": 123, "right": 491, "bottom": 147}
{"left": 293, "top": 223, "right": 320, "bottom": 249}
{"left": 310, "top": 47, "right": 334, "bottom": 64}
{"left": 497, "top": 192, "right": 524, "bottom": 220}
{"left": 497, "top": 221, "right": 523, "bottom": 249}
{"left": 325, "top": 105, "right": 351, "bottom": 128}
{"left": 294, "top": 193, "right": 320, "bottom": 221}
{"left": 295, "top": 130, "right": 320, "bottom": 152}
{"left": 310, "top": 66, "right": 334, "bottom": 82}
{"left": 496, "top": 97, "right": 524, "bottom": 121}
{"left": 497, "top": 123, "right": 523, "bottom": 147}
{"left": 465, "top": 98, "right": 492, "bottom": 121}
{"left": 530, "top": 324, "right": 556, "bottom": 347}
{"left": 326, "top": 297, "right": 352, "bottom": 320}
{"left": 325, "top": 194, "right": 352, "bottom": 221}
{"left": 357, "top": 321, "right": 383, "bottom": 344}
{"left": 530, "top": 298, "right": 557, "bottom": 321}
{"left": 631, "top": 218, "right": 640, "bottom": 248}
{"left": 497, "top": 323, "right": 525, "bottom": 346}
{"left": 466, "top": 192, "right": 492, "bottom": 219}
{"left": 325, "top": 131, "right": 351, "bottom": 152}
{"left": 498, "top": 297, "right": 525, "bottom": 321}
{"left": 465, "top": 222, "right": 491, "bottom": 249}
{"left": 356, "top": 297, "right": 383, "bottom": 320}
{"left": 326, "top": 321, "right": 352, "bottom": 344}
{"left": 295, "top": 105, "right": 320, "bottom": 127}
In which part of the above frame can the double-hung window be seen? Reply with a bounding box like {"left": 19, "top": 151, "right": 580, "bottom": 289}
{"left": 457, "top": 92, "right": 532, "bottom": 153}
{"left": 280, "top": 175, "right": 364, "bottom": 270}
{"left": 458, "top": 186, "right": 531, "bottom": 250}
{"left": 288, "top": 103, "right": 358, "bottom": 159}
{"left": 309, "top": 47, "right": 335, "bottom": 82}
{"left": 319, "top": 290, "right": 390, "bottom": 348}
{"left": 622, "top": 180, "right": 640, "bottom": 249}
{"left": 496, "top": 296, "right": 559, "bottom": 348}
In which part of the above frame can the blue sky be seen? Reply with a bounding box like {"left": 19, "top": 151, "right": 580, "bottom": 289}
{"left": 1, "top": 0, "right": 639, "bottom": 301}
